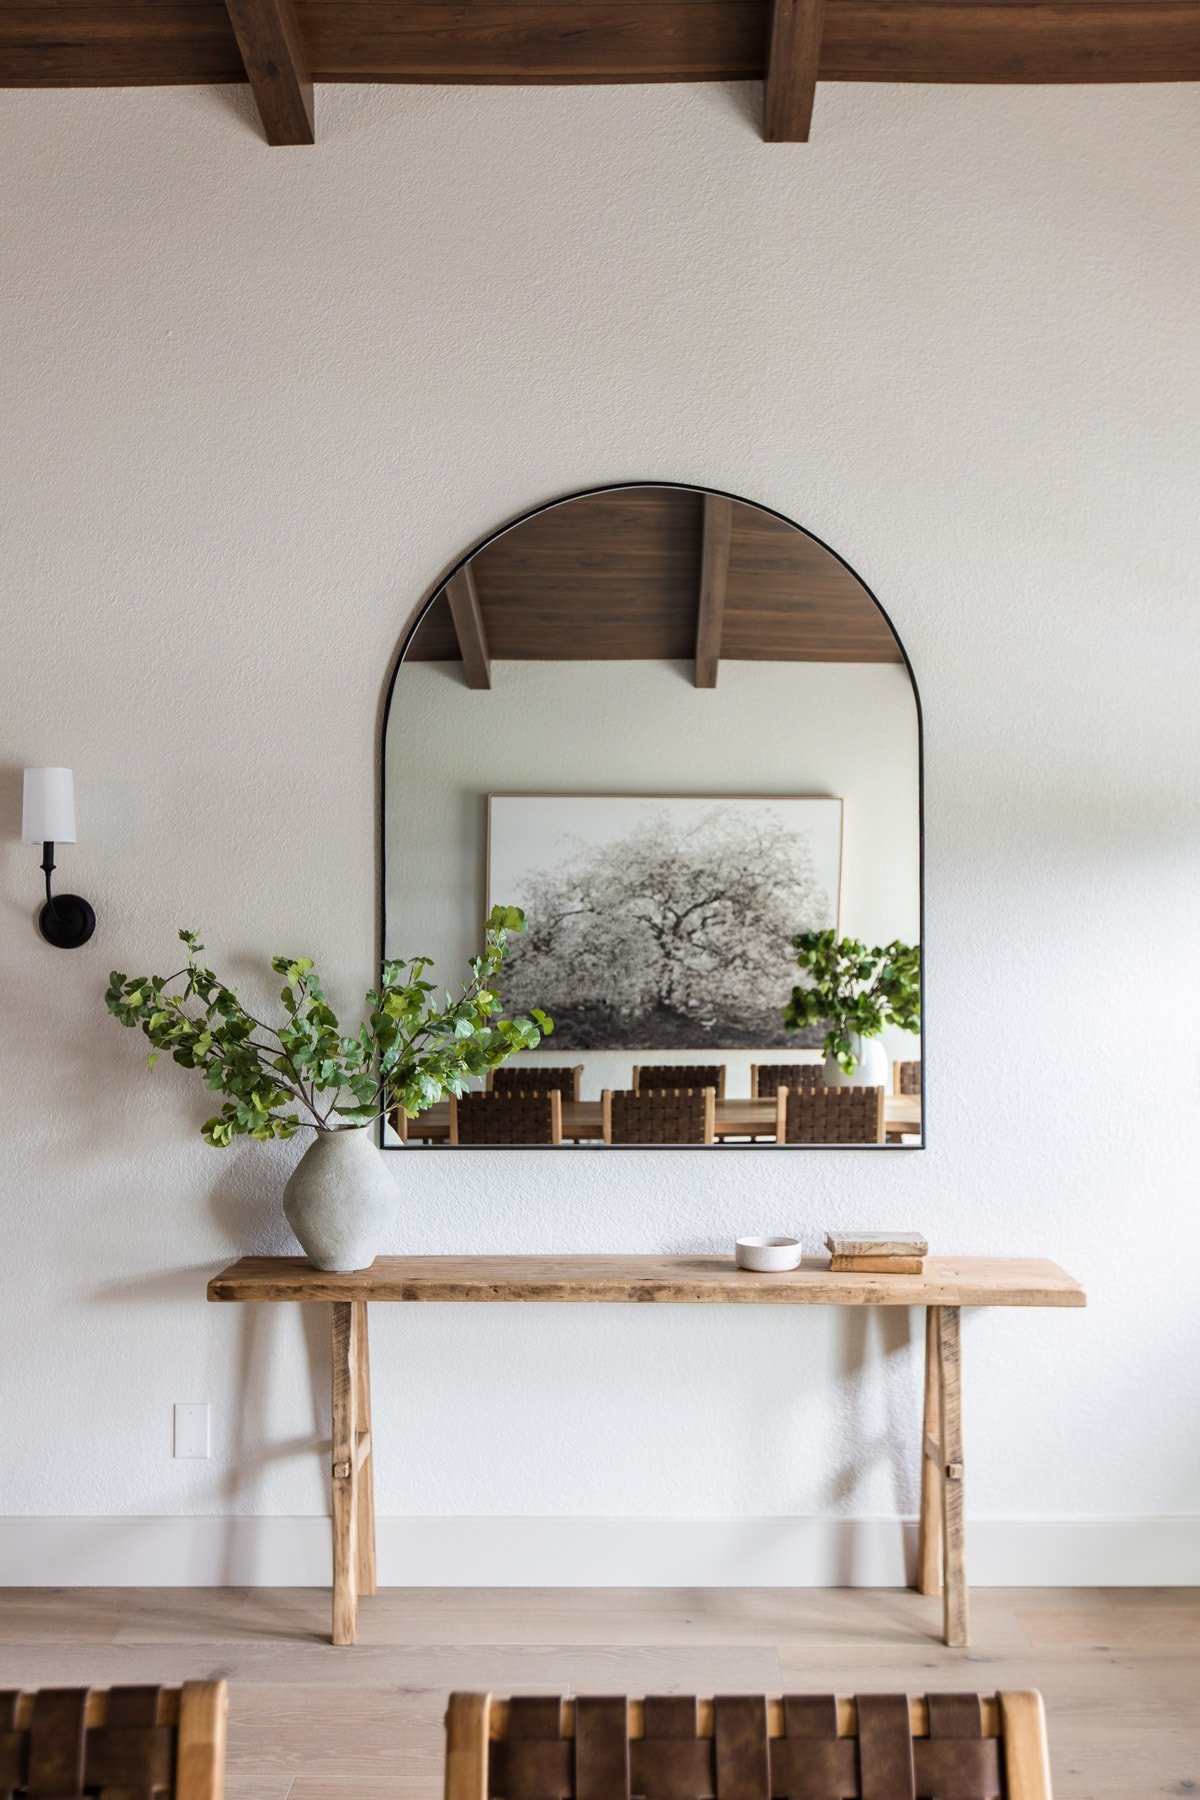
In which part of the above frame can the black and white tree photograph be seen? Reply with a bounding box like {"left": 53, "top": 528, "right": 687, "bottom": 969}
{"left": 488, "top": 795, "right": 842, "bottom": 1050}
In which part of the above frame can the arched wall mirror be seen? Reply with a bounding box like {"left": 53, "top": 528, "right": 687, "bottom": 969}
{"left": 381, "top": 483, "right": 923, "bottom": 1150}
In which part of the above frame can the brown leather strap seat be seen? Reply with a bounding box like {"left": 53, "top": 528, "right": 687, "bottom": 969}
{"left": 632, "top": 1065, "right": 727, "bottom": 1099}
{"left": 446, "top": 1691, "right": 1050, "bottom": 1800}
{"left": 893, "top": 1060, "right": 922, "bottom": 1097}
{"left": 0, "top": 1684, "right": 227, "bottom": 1800}
{"left": 750, "top": 1063, "right": 824, "bottom": 1099}
{"left": 603, "top": 1088, "right": 716, "bottom": 1145}
{"left": 451, "top": 1090, "right": 564, "bottom": 1145}
{"left": 774, "top": 1086, "right": 886, "bottom": 1144}
{"left": 489, "top": 1066, "right": 583, "bottom": 1102}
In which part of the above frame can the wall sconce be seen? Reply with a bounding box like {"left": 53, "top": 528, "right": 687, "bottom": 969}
{"left": 22, "top": 767, "right": 96, "bottom": 949}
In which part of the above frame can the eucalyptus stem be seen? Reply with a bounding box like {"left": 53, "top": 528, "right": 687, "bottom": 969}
{"left": 105, "top": 909, "right": 552, "bottom": 1148}
{"left": 782, "top": 929, "right": 920, "bottom": 1076}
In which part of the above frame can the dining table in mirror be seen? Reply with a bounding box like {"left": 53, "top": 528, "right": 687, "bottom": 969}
{"left": 381, "top": 483, "right": 922, "bottom": 1149}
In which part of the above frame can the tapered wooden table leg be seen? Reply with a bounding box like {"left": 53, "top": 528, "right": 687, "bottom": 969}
{"left": 937, "top": 1303, "right": 968, "bottom": 1647}
{"left": 353, "top": 1300, "right": 377, "bottom": 1596}
{"left": 917, "top": 1305, "right": 943, "bottom": 1596}
{"left": 331, "top": 1301, "right": 359, "bottom": 1646}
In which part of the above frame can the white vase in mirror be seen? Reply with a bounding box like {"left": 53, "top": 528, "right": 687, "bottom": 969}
{"left": 822, "top": 1034, "right": 889, "bottom": 1090}
{"left": 282, "top": 1125, "right": 398, "bottom": 1272}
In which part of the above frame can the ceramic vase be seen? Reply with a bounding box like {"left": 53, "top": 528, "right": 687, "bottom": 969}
{"left": 282, "top": 1126, "right": 397, "bottom": 1272}
{"left": 822, "top": 1033, "right": 889, "bottom": 1089}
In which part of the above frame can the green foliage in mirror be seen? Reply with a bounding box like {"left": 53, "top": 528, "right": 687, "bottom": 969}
{"left": 782, "top": 929, "right": 920, "bottom": 1075}
{"left": 105, "top": 905, "right": 552, "bottom": 1146}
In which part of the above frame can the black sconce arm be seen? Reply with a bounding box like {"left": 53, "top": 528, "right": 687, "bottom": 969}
{"left": 36, "top": 841, "right": 95, "bottom": 950}
{"left": 40, "top": 841, "right": 58, "bottom": 916}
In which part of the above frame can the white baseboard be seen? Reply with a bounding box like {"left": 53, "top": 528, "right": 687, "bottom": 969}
{"left": 2, "top": 1515, "right": 1198, "bottom": 1587}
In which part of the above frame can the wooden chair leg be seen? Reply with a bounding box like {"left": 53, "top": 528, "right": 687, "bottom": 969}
{"left": 331, "top": 1301, "right": 359, "bottom": 1646}
{"left": 938, "top": 1303, "right": 968, "bottom": 1647}
{"left": 354, "top": 1299, "right": 377, "bottom": 1597}
{"left": 176, "top": 1680, "right": 228, "bottom": 1800}
{"left": 444, "top": 1693, "right": 492, "bottom": 1800}
{"left": 917, "top": 1305, "right": 942, "bottom": 1596}
{"left": 999, "top": 1691, "right": 1053, "bottom": 1800}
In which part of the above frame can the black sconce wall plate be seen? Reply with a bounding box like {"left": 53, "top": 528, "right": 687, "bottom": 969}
{"left": 37, "top": 840, "right": 96, "bottom": 949}
{"left": 39, "top": 892, "right": 97, "bottom": 949}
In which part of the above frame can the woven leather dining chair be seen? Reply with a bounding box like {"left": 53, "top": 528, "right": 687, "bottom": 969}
{"left": 774, "top": 1085, "right": 886, "bottom": 1144}
{"left": 487, "top": 1065, "right": 584, "bottom": 1101}
{"left": 602, "top": 1087, "right": 716, "bottom": 1144}
{"left": 750, "top": 1062, "right": 824, "bottom": 1099}
{"left": 450, "top": 1090, "right": 564, "bottom": 1145}
{"left": 893, "top": 1059, "right": 922, "bottom": 1097}
{"left": 632, "top": 1065, "right": 727, "bottom": 1099}
{"left": 444, "top": 1691, "right": 1052, "bottom": 1800}
{"left": 0, "top": 1682, "right": 227, "bottom": 1800}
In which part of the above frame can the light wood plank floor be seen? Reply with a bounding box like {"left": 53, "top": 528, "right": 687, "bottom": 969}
{"left": 2, "top": 1587, "right": 1198, "bottom": 1798}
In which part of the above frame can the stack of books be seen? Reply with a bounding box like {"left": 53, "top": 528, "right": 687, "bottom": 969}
{"left": 825, "top": 1231, "right": 928, "bottom": 1274}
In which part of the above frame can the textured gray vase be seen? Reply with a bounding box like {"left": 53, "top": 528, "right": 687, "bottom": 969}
{"left": 282, "top": 1126, "right": 398, "bottom": 1272}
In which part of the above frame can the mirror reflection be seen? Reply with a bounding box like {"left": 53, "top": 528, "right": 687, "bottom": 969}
{"left": 383, "top": 484, "right": 921, "bottom": 1147}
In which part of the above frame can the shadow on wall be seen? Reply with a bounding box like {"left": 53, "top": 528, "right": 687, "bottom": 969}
{"left": 206, "top": 1149, "right": 331, "bottom": 1582}
{"left": 1, "top": 761, "right": 39, "bottom": 943}
{"left": 91, "top": 1147, "right": 331, "bottom": 1575}
{"left": 828, "top": 1306, "right": 917, "bottom": 1578}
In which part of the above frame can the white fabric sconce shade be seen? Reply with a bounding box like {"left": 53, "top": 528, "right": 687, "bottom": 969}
{"left": 23, "top": 766, "right": 77, "bottom": 844}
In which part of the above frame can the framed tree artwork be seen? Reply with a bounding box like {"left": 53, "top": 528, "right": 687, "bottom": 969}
{"left": 487, "top": 794, "right": 843, "bottom": 1051}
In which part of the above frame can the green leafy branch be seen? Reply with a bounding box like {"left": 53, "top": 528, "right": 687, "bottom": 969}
{"left": 781, "top": 929, "right": 920, "bottom": 1075}
{"left": 105, "top": 905, "right": 552, "bottom": 1147}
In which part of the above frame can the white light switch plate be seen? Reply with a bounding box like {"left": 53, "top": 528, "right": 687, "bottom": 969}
{"left": 173, "top": 1402, "right": 211, "bottom": 1458}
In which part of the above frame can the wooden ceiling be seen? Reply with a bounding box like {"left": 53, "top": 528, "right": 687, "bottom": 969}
{"left": 406, "top": 488, "right": 903, "bottom": 687}
{"left": 3, "top": 0, "right": 1196, "bottom": 147}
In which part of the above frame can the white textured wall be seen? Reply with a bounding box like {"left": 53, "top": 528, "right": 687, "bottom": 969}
{"left": 2, "top": 82, "right": 1199, "bottom": 1552}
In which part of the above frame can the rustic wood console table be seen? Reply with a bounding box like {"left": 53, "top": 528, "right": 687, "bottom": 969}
{"left": 207, "top": 1254, "right": 1085, "bottom": 1648}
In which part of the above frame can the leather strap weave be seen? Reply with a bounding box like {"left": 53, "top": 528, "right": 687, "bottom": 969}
{"left": 0, "top": 1688, "right": 174, "bottom": 1800}
{"left": 635, "top": 1696, "right": 711, "bottom": 1798}
{"left": 576, "top": 1699, "right": 629, "bottom": 1800}
{"left": 856, "top": 1697, "right": 914, "bottom": 1800}
{"left": 774, "top": 1696, "right": 857, "bottom": 1798}
{"left": 27, "top": 1690, "right": 88, "bottom": 1800}
{"left": 0, "top": 1692, "right": 21, "bottom": 1800}
{"left": 89, "top": 1687, "right": 172, "bottom": 1798}
{"left": 607, "top": 1089, "right": 714, "bottom": 1145}
{"left": 715, "top": 1697, "right": 769, "bottom": 1800}
{"left": 753, "top": 1065, "right": 824, "bottom": 1099}
{"left": 914, "top": 1695, "right": 1001, "bottom": 1798}
{"left": 495, "top": 1698, "right": 571, "bottom": 1800}
{"left": 486, "top": 1693, "right": 1005, "bottom": 1800}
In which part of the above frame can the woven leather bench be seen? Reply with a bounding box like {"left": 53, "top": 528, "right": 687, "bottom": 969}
{"left": 0, "top": 1683, "right": 227, "bottom": 1800}
{"left": 444, "top": 1692, "right": 1052, "bottom": 1800}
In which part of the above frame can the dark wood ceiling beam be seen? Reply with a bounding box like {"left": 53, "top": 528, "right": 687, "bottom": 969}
{"left": 695, "top": 494, "right": 732, "bottom": 690}
{"left": 444, "top": 566, "right": 491, "bottom": 690}
{"left": 223, "top": 0, "right": 314, "bottom": 143}
{"left": 0, "top": 7, "right": 247, "bottom": 87}
{"left": 295, "top": 1, "right": 1200, "bottom": 85}
{"left": 3, "top": 1, "right": 1196, "bottom": 90}
{"left": 764, "top": 0, "right": 826, "bottom": 141}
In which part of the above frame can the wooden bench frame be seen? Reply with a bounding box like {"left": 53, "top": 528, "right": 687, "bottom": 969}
{"left": 6, "top": 1683, "right": 227, "bottom": 1800}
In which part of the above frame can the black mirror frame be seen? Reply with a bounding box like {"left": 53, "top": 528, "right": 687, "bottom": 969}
{"left": 378, "top": 480, "right": 924, "bottom": 1152}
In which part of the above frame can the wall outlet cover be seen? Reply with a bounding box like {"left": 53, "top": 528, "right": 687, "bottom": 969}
{"left": 173, "top": 1402, "right": 211, "bottom": 1459}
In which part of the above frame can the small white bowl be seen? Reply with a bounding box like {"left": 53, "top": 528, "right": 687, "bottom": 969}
{"left": 736, "top": 1235, "right": 803, "bottom": 1272}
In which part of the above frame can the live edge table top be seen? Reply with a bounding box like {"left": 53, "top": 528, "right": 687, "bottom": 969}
{"left": 207, "top": 1254, "right": 1085, "bottom": 1309}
